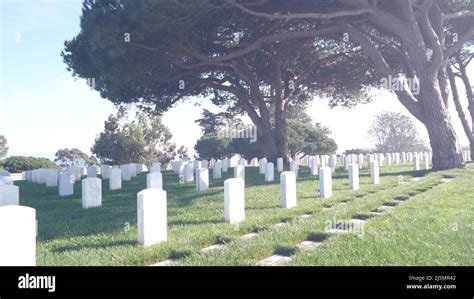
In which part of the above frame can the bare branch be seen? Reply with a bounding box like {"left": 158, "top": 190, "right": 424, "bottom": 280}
{"left": 227, "top": 0, "right": 375, "bottom": 20}
{"left": 445, "top": 26, "right": 474, "bottom": 59}
{"left": 183, "top": 25, "right": 344, "bottom": 66}
{"left": 346, "top": 25, "right": 425, "bottom": 122}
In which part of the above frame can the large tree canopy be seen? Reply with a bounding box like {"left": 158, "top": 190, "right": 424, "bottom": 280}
{"left": 62, "top": 0, "right": 375, "bottom": 162}
{"left": 63, "top": 0, "right": 473, "bottom": 168}
{"left": 206, "top": 0, "right": 474, "bottom": 169}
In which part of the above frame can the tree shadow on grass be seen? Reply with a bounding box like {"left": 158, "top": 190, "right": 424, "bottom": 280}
{"left": 380, "top": 169, "right": 431, "bottom": 178}
{"left": 168, "top": 218, "right": 223, "bottom": 226}
{"left": 51, "top": 239, "right": 136, "bottom": 253}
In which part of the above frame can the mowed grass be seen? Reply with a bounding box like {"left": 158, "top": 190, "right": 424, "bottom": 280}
{"left": 14, "top": 162, "right": 474, "bottom": 266}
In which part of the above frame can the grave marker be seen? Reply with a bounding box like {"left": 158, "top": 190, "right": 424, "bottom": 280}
{"left": 280, "top": 171, "right": 296, "bottom": 209}
{"left": 137, "top": 189, "right": 167, "bottom": 246}
{"left": 224, "top": 178, "right": 245, "bottom": 224}
{"left": 319, "top": 167, "right": 332, "bottom": 199}
{"left": 82, "top": 178, "right": 102, "bottom": 209}
{"left": 196, "top": 168, "right": 209, "bottom": 192}
{"left": 0, "top": 206, "right": 36, "bottom": 266}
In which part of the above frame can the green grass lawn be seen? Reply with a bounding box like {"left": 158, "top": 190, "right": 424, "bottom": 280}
{"left": 15, "top": 162, "right": 474, "bottom": 266}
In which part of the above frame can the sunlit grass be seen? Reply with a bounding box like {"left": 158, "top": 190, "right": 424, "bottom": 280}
{"left": 14, "top": 162, "right": 474, "bottom": 266}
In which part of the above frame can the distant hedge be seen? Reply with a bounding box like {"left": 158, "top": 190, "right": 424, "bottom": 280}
{"left": 2, "top": 156, "right": 57, "bottom": 173}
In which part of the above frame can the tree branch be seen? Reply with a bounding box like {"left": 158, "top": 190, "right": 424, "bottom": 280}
{"left": 227, "top": 0, "right": 375, "bottom": 20}
{"left": 444, "top": 26, "right": 474, "bottom": 59}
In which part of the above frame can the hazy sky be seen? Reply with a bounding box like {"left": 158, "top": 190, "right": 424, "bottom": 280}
{"left": 1, "top": 0, "right": 471, "bottom": 160}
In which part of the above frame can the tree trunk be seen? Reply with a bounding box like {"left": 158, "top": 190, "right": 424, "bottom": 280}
{"left": 456, "top": 55, "right": 474, "bottom": 161}
{"left": 447, "top": 65, "right": 474, "bottom": 160}
{"left": 274, "top": 102, "right": 289, "bottom": 163}
{"left": 420, "top": 75, "right": 464, "bottom": 169}
{"left": 257, "top": 121, "right": 278, "bottom": 161}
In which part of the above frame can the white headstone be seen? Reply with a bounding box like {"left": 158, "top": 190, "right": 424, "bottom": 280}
{"left": 370, "top": 160, "right": 379, "bottom": 184}
{"left": 71, "top": 166, "right": 82, "bottom": 181}
{"left": 147, "top": 172, "right": 163, "bottom": 189}
{"left": 265, "top": 162, "right": 274, "bottom": 182}
{"left": 250, "top": 158, "right": 259, "bottom": 167}
{"left": 150, "top": 162, "right": 161, "bottom": 173}
{"left": 234, "top": 165, "right": 245, "bottom": 182}
{"left": 110, "top": 168, "right": 122, "bottom": 190}
{"left": 319, "top": 155, "right": 326, "bottom": 167}
{"left": 277, "top": 157, "right": 284, "bottom": 172}
{"left": 59, "top": 172, "right": 74, "bottom": 197}
{"left": 319, "top": 167, "right": 332, "bottom": 199}
{"left": 82, "top": 178, "right": 102, "bottom": 209}
{"left": 213, "top": 161, "right": 222, "bottom": 179}
{"left": 184, "top": 163, "right": 194, "bottom": 183}
{"left": 310, "top": 158, "right": 318, "bottom": 176}
{"left": 0, "top": 171, "right": 10, "bottom": 177}
{"left": 100, "top": 165, "right": 112, "bottom": 179}
{"left": 0, "top": 206, "right": 36, "bottom": 266}
{"left": 358, "top": 154, "right": 364, "bottom": 169}
{"left": 178, "top": 162, "right": 185, "bottom": 179}
{"left": 196, "top": 168, "right": 209, "bottom": 192}
{"left": 378, "top": 153, "right": 385, "bottom": 166}
{"left": 137, "top": 189, "right": 167, "bottom": 246}
{"left": 0, "top": 176, "right": 14, "bottom": 186}
{"left": 120, "top": 164, "right": 132, "bottom": 181}
{"left": 413, "top": 155, "right": 420, "bottom": 171}
{"left": 259, "top": 158, "right": 267, "bottom": 174}
{"left": 224, "top": 178, "right": 245, "bottom": 224}
{"left": 0, "top": 185, "right": 19, "bottom": 206}
{"left": 280, "top": 171, "right": 296, "bottom": 209}
{"left": 329, "top": 155, "right": 336, "bottom": 173}
{"left": 230, "top": 155, "right": 240, "bottom": 168}
{"left": 37, "top": 168, "right": 47, "bottom": 184}
{"left": 45, "top": 169, "right": 58, "bottom": 187}
{"left": 202, "top": 160, "right": 209, "bottom": 169}
{"left": 349, "top": 163, "right": 359, "bottom": 190}
{"left": 423, "top": 153, "right": 429, "bottom": 170}
{"left": 289, "top": 160, "right": 298, "bottom": 177}
{"left": 344, "top": 155, "right": 351, "bottom": 171}
{"left": 222, "top": 158, "right": 229, "bottom": 172}
{"left": 87, "top": 166, "right": 98, "bottom": 178}
{"left": 136, "top": 163, "right": 146, "bottom": 174}
{"left": 129, "top": 163, "right": 137, "bottom": 177}
{"left": 193, "top": 160, "right": 202, "bottom": 170}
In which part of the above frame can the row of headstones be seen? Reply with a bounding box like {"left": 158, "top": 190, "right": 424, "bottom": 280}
{"left": 0, "top": 147, "right": 451, "bottom": 265}
{"left": 0, "top": 162, "right": 160, "bottom": 208}
{"left": 303, "top": 151, "right": 432, "bottom": 171}
{"left": 0, "top": 148, "right": 443, "bottom": 209}
{"left": 170, "top": 150, "right": 433, "bottom": 189}
{"left": 0, "top": 161, "right": 166, "bottom": 265}
{"left": 0, "top": 157, "right": 386, "bottom": 265}
{"left": 0, "top": 168, "right": 267, "bottom": 265}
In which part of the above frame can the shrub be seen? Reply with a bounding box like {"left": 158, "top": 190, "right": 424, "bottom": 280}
{"left": 2, "top": 156, "right": 58, "bottom": 173}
